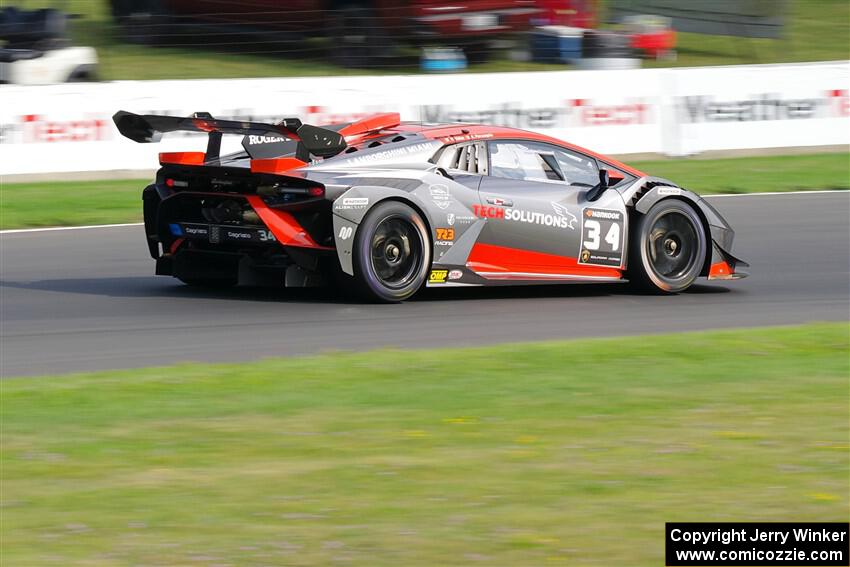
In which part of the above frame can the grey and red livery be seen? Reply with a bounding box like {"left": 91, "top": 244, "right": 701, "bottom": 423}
{"left": 114, "top": 110, "right": 747, "bottom": 302}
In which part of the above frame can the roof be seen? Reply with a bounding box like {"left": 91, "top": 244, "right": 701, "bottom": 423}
{"left": 411, "top": 123, "right": 645, "bottom": 177}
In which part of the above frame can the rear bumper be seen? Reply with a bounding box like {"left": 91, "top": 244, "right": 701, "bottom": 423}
{"left": 144, "top": 181, "right": 334, "bottom": 287}
{"left": 156, "top": 245, "right": 328, "bottom": 288}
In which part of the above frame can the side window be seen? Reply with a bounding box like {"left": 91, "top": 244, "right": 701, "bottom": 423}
{"left": 489, "top": 142, "right": 555, "bottom": 182}
{"left": 553, "top": 148, "right": 599, "bottom": 187}
{"left": 489, "top": 141, "right": 599, "bottom": 187}
{"left": 435, "top": 142, "right": 488, "bottom": 175}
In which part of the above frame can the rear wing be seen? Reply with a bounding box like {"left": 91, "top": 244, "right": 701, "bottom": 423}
{"left": 112, "top": 110, "right": 347, "bottom": 162}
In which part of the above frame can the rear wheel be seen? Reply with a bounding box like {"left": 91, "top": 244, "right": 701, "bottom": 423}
{"left": 352, "top": 201, "right": 430, "bottom": 302}
{"left": 629, "top": 199, "right": 707, "bottom": 293}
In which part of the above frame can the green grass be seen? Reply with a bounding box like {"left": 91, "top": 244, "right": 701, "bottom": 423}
{"left": 636, "top": 0, "right": 850, "bottom": 69}
{"left": 632, "top": 152, "right": 850, "bottom": 195}
{"left": 2, "top": 323, "right": 848, "bottom": 566}
{"left": 0, "top": 178, "right": 144, "bottom": 229}
{"left": 10, "top": 0, "right": 849, "bottom": 80}
{"left": 2, "top": 152, "right": 847, "bottom": 229}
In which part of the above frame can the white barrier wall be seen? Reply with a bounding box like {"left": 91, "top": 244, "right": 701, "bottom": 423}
{"left": 0, "top": 61, "right": 847, "bottom": 175}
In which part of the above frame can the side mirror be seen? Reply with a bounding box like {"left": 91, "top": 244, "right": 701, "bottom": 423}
{"left": 586, "top": 169, "right": 609, "bottom": 202}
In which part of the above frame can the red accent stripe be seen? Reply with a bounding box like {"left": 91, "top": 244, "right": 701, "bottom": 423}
{"left": 192, "top": 118, "right": 215, "bottom": 132}
{"left": 709, "top": 260, "right": 732, "bottom": 278}
{"left": 467, "top": 243, "right": 623, "bottom": 279}
{"left": 159, "top": 152, "right": 205, "bottom": 166}
{"left": 338, "top": 113, "right": 401, "bottom": 137}
{"left": 244, "top": 195, "right": 332, "bottom": 250}
{"left": 169, "top": 237, "right": 185, "bottom": 254}
{"left": 250, "top": 157, "right": 306, "bottom": 175}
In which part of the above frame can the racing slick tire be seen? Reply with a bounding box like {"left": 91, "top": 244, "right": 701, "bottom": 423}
{"left": 352, "top": 201, "right": 431, "bottom": 302}
{"left": 629, "top": 199, "right": 707, "bottom": 294}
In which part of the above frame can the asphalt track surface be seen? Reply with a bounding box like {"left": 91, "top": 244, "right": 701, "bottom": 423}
{"left": 2, "top": 192, "right": 848, "bottom": 377}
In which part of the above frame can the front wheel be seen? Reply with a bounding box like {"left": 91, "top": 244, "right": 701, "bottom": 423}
{"left": 628, "top": 199, "right": 707, "bottom": 293}
{"left": 352, "top": 201, "right": 431, "bottom": 302}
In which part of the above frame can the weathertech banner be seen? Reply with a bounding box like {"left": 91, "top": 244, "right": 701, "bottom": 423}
{"left": 0, "top": 60, "right": 848, "bottom": 175}
{"left": 666, "top": 522, "right": 850, "bottom": 566}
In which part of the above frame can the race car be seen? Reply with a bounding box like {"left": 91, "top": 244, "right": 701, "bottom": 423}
{"left": 113, "top": 110, "right": 748, "bottom": 302}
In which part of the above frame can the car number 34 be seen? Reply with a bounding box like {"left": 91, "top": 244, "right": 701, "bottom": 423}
{"left": 584, "top": 220, "right": 620, "bottom": 251}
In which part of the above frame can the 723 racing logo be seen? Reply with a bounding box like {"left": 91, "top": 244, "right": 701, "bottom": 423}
{"left": 436, "top": 228, "right": 455, "bottom": 241}
{"left": 579, "top": 208, "right": 624, "bottom": 268}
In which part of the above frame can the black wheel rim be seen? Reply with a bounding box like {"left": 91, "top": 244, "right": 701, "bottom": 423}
{"left": 369, "top": 215, "right": 422, "bottom": 290}
{"left": 647, "top": 211, "right": 699, "bottom": 280}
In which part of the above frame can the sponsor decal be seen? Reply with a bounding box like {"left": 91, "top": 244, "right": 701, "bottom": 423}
{"left": 180, "top": 223, "right": 277, "bottom": 243}
{"left": 429, "top": 269, "right": 448, "bottom": 284}
{"left": 436, "top": 241, "right": 453, "bottom": 247}
{"left": 246, "top": 135, "right": 288, "bottom": 144}
{"left": 227, "top": 230, "right": 252, "bottom": 240}
{"left": 504, "top": 207, "right": 576, "bottom": 229}
{"left": 338, "top": 226, "right": 353, "bottom": 240}
{"left": 656, "top": 187, "right": 682, "bottom": 196}
{"left": 422, "top": 90, "right": 848, "bottom": 133}
{"left": 568, "top": 99, "right": 649, "bottom": 126}
{"left": 448, "top": 270, "right": 463, "bottom": 280}
{"left": 679, "top": 92, "right": 845, "bottom": 123}
{"left": 584, "top": 209, "right": 622, "bottom": 221}
{"left": 579, "top": 207, "right": 625, "bottom": 267}
{"left": 831, "top": 89, "right": 850, "bottom": 117}
{"left": 18, "top": 114, "right": 110, "bottom": 143}
{"left": 420, "top": 89, "right": 850, "bottom": 134}
{"left": 436, "top": 228, "right": 455, "bottom": 241}
{"left": 422, "top": 99, "right": 651, "bottom": 130}
{"left": 343, "top": 141, "right": 437, "bottom": 166}
{"left": 473, "top": 203, "right": 576, "bottom": 230}
{"left": 549, "top": 202, "right": 578, "bottom": 229}
{"left": 473, "top": 204, "right": 505, "bottom": 219}
{"left": 184, "top": 225, "right": 208, "bottom": 236}
{"left": 430, "top": 186, "right": 450, "bottom": 197}
{"left": 429, "top": 184, "right": 453, "bottom": 210}
{"left": 448, "top": 213, "right": 476, "bottom": 225}
{"left": 487, "top": 197, "right": 513, "bottom": 207}
{"left": 437, "top": 132, "right": 494, "bottom": 143}
{"left": 338, "top": 197, "right": 369, "bottom": 210}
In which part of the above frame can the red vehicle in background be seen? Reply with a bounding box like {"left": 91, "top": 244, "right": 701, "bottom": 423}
{"left": 110, "top": 1, "right": 597, "bottom": 66}
{"left": 537, "top": 0, "right": 596, "bottom": 28}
